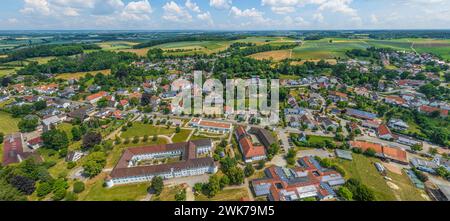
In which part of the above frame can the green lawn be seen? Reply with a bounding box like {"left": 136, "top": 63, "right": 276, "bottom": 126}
{"left": 0, "top": 111, "right": 19, "bottom": 135}
{"left": 58, "top": 123, "right": 74, "bottom": 140}
{"left": 152, "top": 185, "right": 185, "bottom": 201}
{"left": 195, "top": 188, "right": 249, "bottom": 201}
{"left": 0, "top": 144, "right": 3, "bottom": 165}
{"left": 172, "top": 129, "right": 193, "bottom": 143}
{"left": 121, "top": 123, "right": 176, "bottom": 139}
{"left": 333, "top": 154, "right": 428, "bottom": 201}
{"left": 307, "top": 135, "right": 334, "bottom": 145}
{"left": 81, "top": 180, "right": 149, "bottom": 201}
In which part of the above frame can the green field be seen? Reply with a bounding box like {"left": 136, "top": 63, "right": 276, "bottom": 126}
{"left": 292, "top": 38, "right": 367, "bottom": 60}
{"left": 58, "top": 123, "right": 74, "bottom": 140}
{"left": 333, "top": 154, "right": 428, "bottom": 201}
{"left": 0, "top": 111, "right": 19, "bottom": 135}
{"left": 81, "top": 178, "right": 149, "bottom": 201}
{"left": 121, "top": 123, "right": 176, "bottom": 139}
{"left": 0, "top": 68, "right": 15, "bottom": 77}
{"left": 27, "top": 56, "right": 56, "bottom": 64}
{"left": 291, "top": 38, "right": 450, "bottom": 61}
{"left": 195, "top": 188, "right": 249, "bottom": 201}
{"left": 151, "top": 40, "right": 231, "bottom": 56}
{"left": 172, "top": 129, "right": 193, "bottom": 143}
{"left": 235, "top": 36, "right": 296, "bottom": 45}
{"left": 152, "top": 185, "right": 185, "bottom": 201}
{"left": 307, "top": 135, "right": 334, "bottom": 145}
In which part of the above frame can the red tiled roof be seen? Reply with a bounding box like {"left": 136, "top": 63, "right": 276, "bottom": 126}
{"left": 350, "top": 141, "right": 383, "bottom": 153}
{"left": 2, "top": 134, "right": 23, "bottom": 166}
{"left": 378, "top": 124, "right": 392, "bottom": 136}
{"left": 329, "top": 91, "right": 348, "bottom": 98}
{"left": 27, "top": 137, "right": 43, "bottom": 146}
{"left": 119, "top": 99, "right": 129, "bottom": 106}
{"left": 419, "top": 105, "right": 448, "bottom": 117}
{"left": 86, "top": 91, "right": 107, "bottom": 101}
{"left": 350, "top": 141, "right": 407, "bottom": 163}
{"left": 385, "top": 95, "right": 406, "bottom": 105}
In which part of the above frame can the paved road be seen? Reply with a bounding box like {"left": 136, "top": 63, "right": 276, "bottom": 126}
{"left": 278, "top": 129, "right": 291, "bottom": 153}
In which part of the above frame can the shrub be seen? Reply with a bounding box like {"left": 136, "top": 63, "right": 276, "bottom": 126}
{"left": 73, "top": 181, "right": 85, "bottom": 194}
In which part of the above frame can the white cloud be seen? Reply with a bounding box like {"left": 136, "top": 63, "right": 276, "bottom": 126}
{"left": 271, "top": 7, "right": 295, "bottom": 14}
{"left": 198, "top": 11, "right": 214, "bottom": 25}
{"left": 370, "top": 14, "right": 379, "bottom": 24}
{"left": 210, "top": 0, "right": 232, "bottom": 10}
{"left": 21, "top": 0, "right": 51, "bottom": 15}
{"left": 63, "top": 7, "right": 80, "bottom": 16}
{"left": 230, "top": 6, "right": 267, "bottom": 24}
{"left": 186, "top": 0, "right": 201, "bottom": 13}
{"left": 313, "top": 12, "right": 324, "bottom": 23}
{"left": 162, "top": 1, "right": 192, "bottom": 22}
{"left": 120, "top": 0, "right": 152, "bottom": 21}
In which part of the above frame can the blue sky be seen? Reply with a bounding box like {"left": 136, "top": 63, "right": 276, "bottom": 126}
{"left": 0, "top": 0, "right": 449, "bottom": 30}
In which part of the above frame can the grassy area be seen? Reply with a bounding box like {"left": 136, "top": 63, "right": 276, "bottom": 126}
{"left": 121, "top": 123, "right": 176, "bottom": 139}
{"left": 80, "top": 176, "right": 149, "bottom": 201}
{"left": 56, "top": 69, "right": 111, "bottom": 80}
{"left": 195, "top": 187, "right": 249, "bottom": 201}
{"left": 0, "top": 111, "right": 19, "bottom": 135}
{"left": 333, "top": 154, "right": 428, "bottom": 201}
{"left": 307, "top": 135, "right": 334, "bottom": 145}
{"left": 58, "top": 123, "right": 74, "bottom": 140}
{"left": 172, "top": 129, "right": 193, "bottom": 143}
{"left": 0, "top": 68, "right": 16, "bottom": 77}
{"left": 27, "top": 56, "right": 56, "bottom": 64}
{"left": 106, "top": 138, "right": 168, "bottom": 168}
{"left": 0, "top": 144, "right": 3, "bottom": 165}
{"left": 152, "top": 185, "right": 185, "bottom": 201}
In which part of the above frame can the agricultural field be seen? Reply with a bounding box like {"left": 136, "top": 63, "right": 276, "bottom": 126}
{"left": 0, "top": 111, "right": 19, "bottom": 135}
{"left": 292, "top": 38, "right": 367, "bottom": 60}
{"left": 97, "top": 41, "right": 138, "bottom": 51}
{"left": 289, "top": 37, "right": 450, "bottom": 61}
{"left": 152, "top": 40, "right": 231, "bottom": 55}
{"left": 55, "top": 69, "right": 111, "bottom": 80}
{"left": 235, "top": 36, "right": 297, "bottom": 46}
{"left": 249, "top": 49, "right": 292, "bottom": 61}
{"left": 27, "top": 56, "right": 56, "bottom": 64}
{"left": 333, "top": 154, "right": 428, "bottom": 201}
{"left": 0, "top": 67, "right": 16, "bottom": 77}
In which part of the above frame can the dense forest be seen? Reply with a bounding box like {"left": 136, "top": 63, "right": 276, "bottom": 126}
{"left": 226, "top": 42, "right": 298, "bottom": 57}
{"left": 17, "top": 51, "right": 138, "bottom": 75}
{"left": 133, "top": 35, "right": 246, "bottom": 49}
{"left": 0, "top": 44, "right": 100, "bottom": 63}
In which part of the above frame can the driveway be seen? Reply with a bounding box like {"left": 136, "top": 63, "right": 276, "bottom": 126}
{"left": 164, "top": 174, "right": 210, "bottom": 187}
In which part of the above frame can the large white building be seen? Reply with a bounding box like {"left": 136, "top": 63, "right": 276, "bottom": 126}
{"left": 106, "top": 139, "right": 217, "bottom": 187}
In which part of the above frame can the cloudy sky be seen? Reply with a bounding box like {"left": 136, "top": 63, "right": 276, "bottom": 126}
{"left": 0, "top": 0, "right": 449, "bottom": 30}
